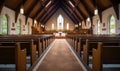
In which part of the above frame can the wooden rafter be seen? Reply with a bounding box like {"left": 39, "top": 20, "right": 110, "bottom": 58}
{"left": 71, "top": 0, "right": 86, "bottom": 22}
{"left": 15, "top": 0, "right": 27, "bottom": 23}
{"left": 34, "top": 0, "right": 51, "bottom": 19}
{"left": 79, "top": 0, "right": 91, "bottom": 16}
{"left": 74, "top": 10, "right": 82, "bottom": 22}
{"left": 40, "top": 5, "right": 56, "bottom": 23}
{"left": 61, "top": 6, "right": 77, "bottom": 24}
{"left": 62, "top": 0, "right": 78, "bottom": 24}
{"left": 111, "top": 0, "right": 119, "bottom": 20}
{"left": 26, "top": 0, "right": 38, "bottom": 17}
{"left": 65, "top": 3, "right": 79, "bottom": 24}
{"left": 43, "top": 6, "right": 59, "bottom": 24}
{"left": 91, "top": 0, "right": 103, "bottom": 23}
{"left": 65, "top": 1, "right": 80, "bottom": 23}
{"left": 79, "top": 0, "right": 94, "bottom": 25}
{"left": 0, "top": 0, "right": 6, "bottom": 14}
{"left": 39, "top": 0, "right": 59, "bottom": 23}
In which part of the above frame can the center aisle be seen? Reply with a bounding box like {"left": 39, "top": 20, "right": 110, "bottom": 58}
{"left": 34, "top": 39, "right": 87, "bottom": 71}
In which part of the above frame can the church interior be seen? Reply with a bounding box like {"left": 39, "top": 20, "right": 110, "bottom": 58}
{"left": 0, "top": 0, "right": 120, "bottom": 71}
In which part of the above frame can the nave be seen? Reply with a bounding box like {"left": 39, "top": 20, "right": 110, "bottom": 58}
{"left": 0, "top": 0, "right": 120, "bottom": 71}
{"left": 31, "top": 39, "right": 87, "bottom": 71}
{"left": 0, "top": 36, "right": 120, "bottom": 71}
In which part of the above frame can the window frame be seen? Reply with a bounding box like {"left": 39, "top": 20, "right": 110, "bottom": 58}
{"left": 97, "top": 20, "right": 100, "bottom": 34}
{"left": 1, "top": 15, "right": 8, "bottom": 35}
{"left": 57, "top": 14, "right": 64, "bottom": 30}
{"left": 16, "top": 19, "right": 21, "bottom": 35}
{"left": 108, "top": 15, "right": 116, "bottom": 35}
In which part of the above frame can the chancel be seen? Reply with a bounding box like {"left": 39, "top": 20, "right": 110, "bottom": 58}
{"left": 0, "top": 0, "right": 120, "bottom": 71}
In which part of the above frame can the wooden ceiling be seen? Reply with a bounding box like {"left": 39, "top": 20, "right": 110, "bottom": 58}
{"left": 0, "top": 0, "right": 119, "bottom": 24}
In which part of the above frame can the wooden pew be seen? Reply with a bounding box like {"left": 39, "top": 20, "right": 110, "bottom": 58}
{"left": 78, "top": 35, "right": 120, "bottom": 55}
{"left": 92, "top": 42, "right": 120, "bottom": 71}
{"left": 0, "top": 37, "right": 36, "bottom": 65}
{"left": 0, "top": 43, "right": 26, "bottom": 71}
{"left": 83, "top": 39, "right": 120, "bottom": 65}
{"left": 0, "top": 34, "right": 54, "bottom": 65}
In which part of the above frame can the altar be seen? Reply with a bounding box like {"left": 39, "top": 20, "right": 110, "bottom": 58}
{"left": 53, "top": 32, "right": 66, "bottom": 38}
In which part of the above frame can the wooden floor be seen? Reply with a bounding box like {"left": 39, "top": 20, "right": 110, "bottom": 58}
{"left": 33, "top": 39, "right": 87, "bottom": 71}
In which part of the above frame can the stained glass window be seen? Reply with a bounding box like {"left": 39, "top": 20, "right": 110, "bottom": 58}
{"left": 109, "top": 15, "right": 116, "bottom": 34}
{"left": 17, "top": 19, "right": 21, "bottom": 35}
{"left": 2, "top": 15, "right": 8, "bottom": 35}
{"left": 66, "top": 23, "right": 69, "bottom": 30}
{"left": 26, "top": 22, "right": 30, "bottom": 34}
{"left": 97, "top": 20, "right": 100, "bottom": 34}
{"left": 57, "top": 14, "right": 64, "bottom": 30}
{"left": 52, "top": 23, "right": 54, "bottom": 30}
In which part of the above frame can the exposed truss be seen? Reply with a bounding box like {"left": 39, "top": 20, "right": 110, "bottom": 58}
{"left": 0, "top": 0, "right": 119, "bottom": 24}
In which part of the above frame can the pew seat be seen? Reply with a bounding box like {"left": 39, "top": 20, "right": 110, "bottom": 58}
{"left": 92, "top": 42, "right": 120, "bottom": 71}
{"left": 0, "top": 43, "right": 26, "bottom": 71}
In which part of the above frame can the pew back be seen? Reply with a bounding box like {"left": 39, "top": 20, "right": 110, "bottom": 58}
{"left": 92, "top": 42, "right": 120, "bottom": 71}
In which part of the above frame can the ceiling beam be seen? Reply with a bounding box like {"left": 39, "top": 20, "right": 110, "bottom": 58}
{"left": 43, "top": 6, "right": 59, "bottom": 24}
{"left": 34, "top": 0, "right": 51, "bottom": 19}
{"left": 70, "top": 0, "right": 86, "bottom": 23}
{"left": 61, "top": 1, "right": 79, "bottom": 24}
{"left": 0, "top": 0, "right": 6, "bottom": 14}
{"left": 75, "top": 0, "right": 92, "bottom": 17}
{"left": 61, "top": 6, "right": 77, "bottom": 24}
{"left": 15, "top": 0, "right": 27, "bottom": 12}
{"left": 66, "top": 5, "right": 79, "bottom": 24}
{"left": 74, "top": 11, "right": 82, "bottom": 22}
{"left": 79, "top": 0, "right": 94, "bottom": 25}
{"left": 91, "top": 0, "right": 103, "bottom": 23}
{"left": 40, "top": 5, "right": 56, "bottom": 23}
{"left": 15, "top": 0, "right": 27, "bottom": 23}
{"left": 65, "top": 1, "right": 80, "bottom": 24}
{"left": 37, "top": 0, "right": 60, "bottom": 21}
{"left": 111, "top": 0, "right": 119, "bottom": 20}
{"left": 39, "top": 0, "right": 59, "bottom": 23}
{"left": 60, "top": 1, "right": 77, "bottom": 24}
{"left": 26, "top": 0, "right": 39, "bottom": 17}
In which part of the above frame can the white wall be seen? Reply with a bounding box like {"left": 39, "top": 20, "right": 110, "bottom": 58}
{"left": 82, "top": 21, "right": 86, "bottom": 29}
{"left": 0, "top": 6, "right": 33, "bottom": 35}
{"left": 0, "top": 5, "right": 120, "bottom": 35}
{"left": 0, "top": 6, "right": 15, "bottom": 35}
{"left": 26, "top": 17, "right": 33, "bottom": 34}
{"left": 45, "top": 8, "right": 75, "bottom": 31}
{"left": 82, "top": 4, "right": 120, "bottom": 35}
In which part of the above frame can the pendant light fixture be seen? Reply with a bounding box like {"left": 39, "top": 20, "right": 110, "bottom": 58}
{"left": 34, "top": 19, "right": 37, "bottom": 24}
{"left": 20, "top": 0, "right": 24, "bottom": 14}
{"left": 20, "top": 5, "right": 24, "bottom": 14}
{"left": 94, "top": 8, "right": 98, "bottom": 15}
{"left": 87, "top": 17, "right": 90, "bottom": 22}
{"left": 94, "top": 0, "right": 98, "bottom": 15}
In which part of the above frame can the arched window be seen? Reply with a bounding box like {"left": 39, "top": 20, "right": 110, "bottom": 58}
{"left": 17, "top": 19, "right": 21, "bottom": 35}
{"left": 87, "top": 18, "right": 91, "bottom": 29}
{"left": 88, "top": 21, "right": 91, "bottom": 29}
{"left": 66, "top": 23, "right": 69, "bottom": 30}
{"left": 97, "top": 20, "right": 100, "bottom": 34}
{"left": 109, "top": 15, "right": 116, "bottom": 34}
{"left": 26, "top": 22, "right": 30, "bottom": 34}
{"left": 52, "top": 23, "right": 54, "bottom": 30}
{"left": 1, "top": 15, "right": 8, "bottom": 35}
{"left": 57, "top": 14, "right": 64, "bottom": 30}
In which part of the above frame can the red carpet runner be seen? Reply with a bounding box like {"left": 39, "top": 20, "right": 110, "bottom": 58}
{"left": 34, "top": 39, "right": 87, "bottom": 71}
